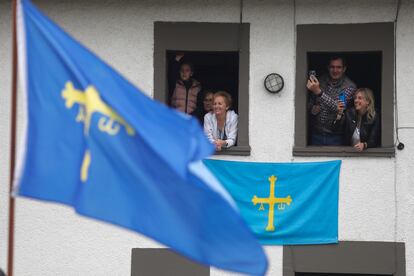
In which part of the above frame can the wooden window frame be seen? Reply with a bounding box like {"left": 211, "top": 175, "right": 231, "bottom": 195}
{"left": 293, "top": 23, "right": 395, "bottom": 157}
{"left": 283, "top": 241, "right": 405, "bottom": 275}
{"left": 154, "top": 22, "right": 251, "bottom": 156}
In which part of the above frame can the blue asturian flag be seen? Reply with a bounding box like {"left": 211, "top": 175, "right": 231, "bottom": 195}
{"left": 14, "top": 1, "right": 267, "bottom": 274}
{"left": 204, "top": 159, "right": 341, "bottom": 245}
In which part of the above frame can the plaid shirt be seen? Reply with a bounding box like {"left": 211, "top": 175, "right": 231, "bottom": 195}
{"left": 309, "top": 75, "right": 356, "bottom": 134}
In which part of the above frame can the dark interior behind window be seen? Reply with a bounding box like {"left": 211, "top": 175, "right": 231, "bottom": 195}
{"left": 166, "top": 51, "right": 239, "bottom": 113}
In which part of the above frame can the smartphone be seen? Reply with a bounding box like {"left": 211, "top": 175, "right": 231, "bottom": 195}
{"left": 308, "top": 70, "right": 317, "bottom": 81}
{"left": 339, "top": 92, "right": 347, "bottom": 108}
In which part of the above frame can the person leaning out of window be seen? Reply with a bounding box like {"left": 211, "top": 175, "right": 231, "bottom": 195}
{"left": 204, "top": 91, "right": 238, "bottom": 151}
{"left": 333, "top": 88, "right": 380, "bottom": 151}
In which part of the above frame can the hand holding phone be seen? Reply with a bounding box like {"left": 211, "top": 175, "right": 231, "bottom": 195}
{"left": 339, "top": 92, "right": 347, "bottom": 108}
{"left": 308, "top": 70, "right": 317, "bottom": 82}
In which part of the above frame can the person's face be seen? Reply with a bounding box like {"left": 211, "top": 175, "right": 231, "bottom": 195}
{"left": 328, "top": 59, "right": 346, "bottom": 81}
{"left": 203, "top": 93, "right": 213, "bottom": 112}
{"left": 213, "top": 96, "right": 228, "bottom": 117}
{"left": 354, "top": 91, "right": 369, "bottom": 113}
{"left": 180, "top": 64, "right": 192, "bottom": 81}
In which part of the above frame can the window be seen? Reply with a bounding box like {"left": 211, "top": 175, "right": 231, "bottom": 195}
{"left": 131, "top": 248, "right": 209, "bottom": 275}
{"left": 294, "top": 23, "right": 395, "bottom": 157}
{"left": 283, "top": 241, "right": 405, "bottom": 276}
{"left": 154, "top": 22, "right": 250, "bottom": 155}
{"left": 295, "top": 272, "right": 392, "bottom": 276}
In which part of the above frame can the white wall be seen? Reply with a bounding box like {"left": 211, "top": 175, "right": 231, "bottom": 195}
{"left": 1, "top": 0, "right": 413, "bottom": 275}
{"left": 0, "top": 0, "right": 12, "bottom": 273}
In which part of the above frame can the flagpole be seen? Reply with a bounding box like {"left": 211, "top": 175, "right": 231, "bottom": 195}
{"left": 8, "top": 0, "right": 18, "bottom": 275}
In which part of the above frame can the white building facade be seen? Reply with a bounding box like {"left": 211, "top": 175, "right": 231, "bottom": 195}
{"left": 0, "top": 0, "right": 413, "bottom": 275}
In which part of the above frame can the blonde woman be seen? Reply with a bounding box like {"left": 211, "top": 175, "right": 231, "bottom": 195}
{"left": 335, "top": 88, "right": 380, "bottom": 151}
{"left": 203, "top": 91, "right": 238, "bottom": 151}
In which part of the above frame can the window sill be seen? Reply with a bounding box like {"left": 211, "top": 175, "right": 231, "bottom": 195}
{"left": 214, "top": 145, "right": 251, "bottom": 156}
{"left": 293, "top": 146, "right": 395, "bottom": 157}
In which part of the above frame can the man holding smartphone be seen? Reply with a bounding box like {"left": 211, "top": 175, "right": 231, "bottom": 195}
{"left": 306, "top": 56, "right": 356, "bottom": 145}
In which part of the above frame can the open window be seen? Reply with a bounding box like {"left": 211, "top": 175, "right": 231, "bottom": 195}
{"left": 294, "top": 23, "right": 395, "bottom": 157}
{"left": 154, "top": 22, "right": 250, "bottom": 155}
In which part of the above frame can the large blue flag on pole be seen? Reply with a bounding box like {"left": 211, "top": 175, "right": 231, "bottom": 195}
{"left": 13, "top": 0, "right": 267, "bottom": 274}
{"left": 204, "top": 159, "right": 340, "bottom": 245}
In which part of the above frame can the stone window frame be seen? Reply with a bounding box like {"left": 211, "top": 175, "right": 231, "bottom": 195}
{"left": 131, "top": 248, "right": 209, "bottom": 275}
{"left": 154, "top": 22, "right": 250, "bottom": 156}
{"left": 283, "top": 241, "right": 405, "bottom": 276}
{"left": 293, "top": 23, "right": 395, "bottom": 157}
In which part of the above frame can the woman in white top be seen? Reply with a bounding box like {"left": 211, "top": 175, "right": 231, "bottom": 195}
{"left": 204, "top": 91, "right": 238, "bottom": 151}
